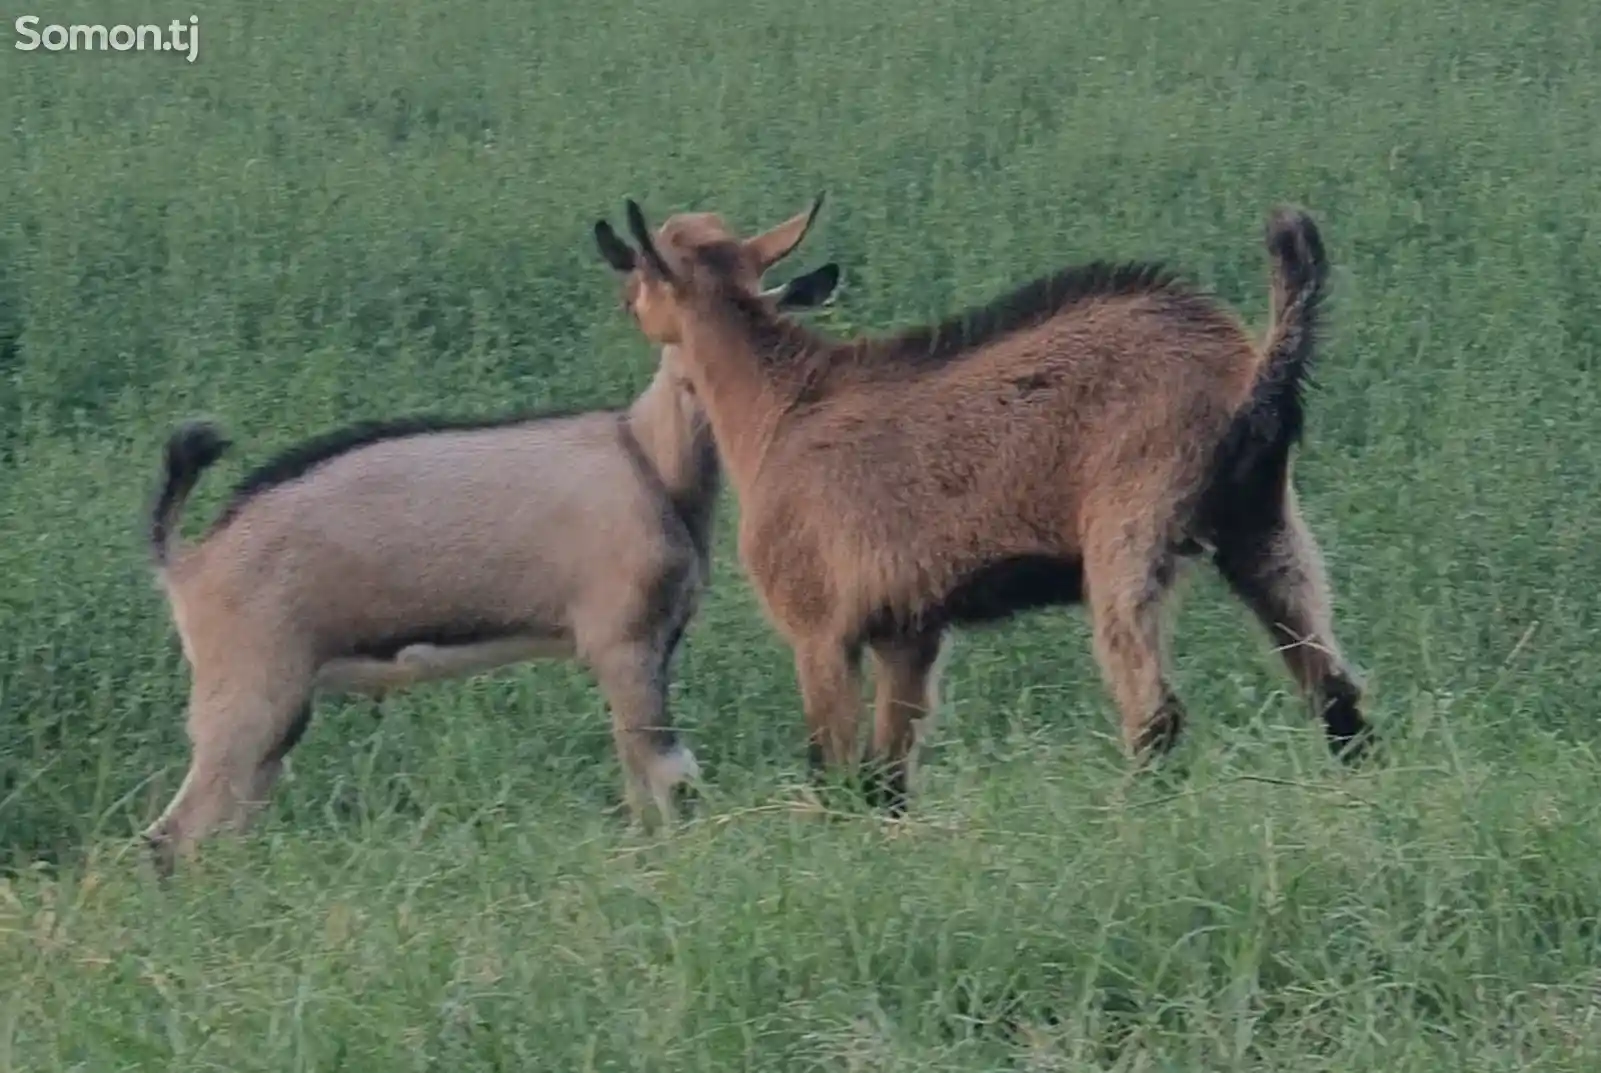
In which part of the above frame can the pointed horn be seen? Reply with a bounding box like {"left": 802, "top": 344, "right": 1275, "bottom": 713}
{"left": 744, "top": 191, "right": 828, "bottom": 271}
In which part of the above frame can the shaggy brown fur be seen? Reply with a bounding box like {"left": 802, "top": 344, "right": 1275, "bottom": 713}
{"left": 138, "top": 253, "right": 839, "bottom": 876}
{"left": 593, "top": 196, "right": 1372, "bottom": 811}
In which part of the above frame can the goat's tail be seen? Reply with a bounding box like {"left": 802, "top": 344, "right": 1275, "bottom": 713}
{"left": 1211, "top": 205, "right": 1330, "bottom": 491}
{"left": 149, "top": 420, "right": 231, "bottom": 568}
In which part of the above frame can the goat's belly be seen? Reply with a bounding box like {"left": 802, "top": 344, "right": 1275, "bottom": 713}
{"left": 859, "top": 552, "right": 1085, "bottom": 641}
{"left": 935, "top": 552, "right": 1086, "bottom": 625}
{"left": 315, "top": 634, "right": 576, "bottom": 696}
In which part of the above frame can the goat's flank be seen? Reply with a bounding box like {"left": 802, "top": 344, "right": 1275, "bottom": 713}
{"left": 594, "top": 195, "right": 1371, "bottom": 812}
{"left": 138, "top": 257, "right": 839, "bottom": 875}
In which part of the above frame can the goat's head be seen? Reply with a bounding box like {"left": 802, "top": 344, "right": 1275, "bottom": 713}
{"left": 659, "top": 258, "right": 840, "bottom": 400}
{"left": 593, "top": 195, "right": 827, "bottom": 346}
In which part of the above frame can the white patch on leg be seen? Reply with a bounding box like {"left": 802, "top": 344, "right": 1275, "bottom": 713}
{"left": 634, "top": 742, "right": 701, "bottom": 829}
{"left": 649, "top": 742, "right": 701, "bottom": 793}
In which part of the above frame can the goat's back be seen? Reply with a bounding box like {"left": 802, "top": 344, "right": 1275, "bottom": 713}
{"left": 781, "top": 292, "right": 1252, "bottom": 515}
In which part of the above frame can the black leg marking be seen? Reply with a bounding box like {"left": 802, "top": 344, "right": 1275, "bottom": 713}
{"left": 266, "top": 703, "right": 314, "bottom": 765}
{"left": 1321, "top": 678, "right": 1373, "bottom": 763}
{"left": 806, "top": 741, "right": 827, "bottom": 777}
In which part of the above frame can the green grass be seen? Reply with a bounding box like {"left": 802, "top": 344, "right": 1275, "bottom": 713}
{"left": 3, "top": 0, "right": 1600, "bottom": 1067}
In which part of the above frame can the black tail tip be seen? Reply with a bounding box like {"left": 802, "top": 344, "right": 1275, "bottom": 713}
{"left": 1265, "top": 203, "right": 1328, "bottom": 281}
{"left": 164, "top": 419, "right": 231, "bottom": 474}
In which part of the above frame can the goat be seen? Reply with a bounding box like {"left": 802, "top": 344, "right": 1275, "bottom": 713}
{"left": 591, "top": 195, "right": 1373, "bottom": 812}
{"left": 138, "top": 257, "right": 841, "bottom": 875}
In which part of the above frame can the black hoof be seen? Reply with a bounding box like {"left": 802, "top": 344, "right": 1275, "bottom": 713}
{"left": 1321, "top": 683, "right": 1375, "bottom": 764}
{"left": 670, "top": 779, "right": 700, "bottom": 817}
{"left": 144, "top": 832, "right": 176, "bottom": 881}
{"left": 1133, "top": 695, "right": 1187, "bottom": 760}
{"left": 861, "top": 759, "right": 909, "bottom": 816}
{"left": 1327, "top": 720, "right": 1377, "bottom": 764}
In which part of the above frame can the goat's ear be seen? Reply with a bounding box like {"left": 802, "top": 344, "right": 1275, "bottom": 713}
{"left": 744, "top": 192, "right": 826, "bottom": 272}
{"left": 625, "top": 199, "right": 677, "bottom": 282}
{"left": 594, "top": 220, "right": 636, "bottom": 273}
{"left": 771, "top": 262, "right": 841, "bottom": 310}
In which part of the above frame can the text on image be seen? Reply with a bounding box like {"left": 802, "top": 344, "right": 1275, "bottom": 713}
{"left": 14, "top": 16, "right": 199, "bottom": 62}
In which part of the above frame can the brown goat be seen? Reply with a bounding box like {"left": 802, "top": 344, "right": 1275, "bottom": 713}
{"left": 592, "top": 196, "right": 1372, "bottom": 811}
{"left": 138, "top": 248, "right": 839, "bottom": 875}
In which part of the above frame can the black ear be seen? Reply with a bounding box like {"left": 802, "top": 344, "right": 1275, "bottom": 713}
{"left": 625, "top": 199, "right": 675, "bottom": 280}
{"left": 775, "top": 262, "right": 841, "bottom": 310}
{"left": 594, "top": 220, "right": 636, "bottom": 273}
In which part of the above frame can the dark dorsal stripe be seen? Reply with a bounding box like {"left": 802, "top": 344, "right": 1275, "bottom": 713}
{"left": 716, "top": 257, "right": 1200, "bottom": 372}
{"left": 886, "top": 260, "right": 1194, "bottom": 365}
{"left": 613, "top": 413, "right": 721, "bottom": 570}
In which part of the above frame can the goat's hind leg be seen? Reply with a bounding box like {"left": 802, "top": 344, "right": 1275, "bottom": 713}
{"left": 142, "top": 673, "right": 313, "bottom": 876}
{"left": 1083, "top": 525, "right": 1188, "bottom": 762}
{"left": 1212, "top": 484, "right": 1372, "bottom": 760}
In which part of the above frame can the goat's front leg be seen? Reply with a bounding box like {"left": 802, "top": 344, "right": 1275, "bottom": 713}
{"left": 588, "top": 635, "right": 699, "bottom": 831}
{"left": 792, "top": 637, "right": 864, "bottom": 780}
{"left": 864, "top": 629, "right": 946, "bottom": 815}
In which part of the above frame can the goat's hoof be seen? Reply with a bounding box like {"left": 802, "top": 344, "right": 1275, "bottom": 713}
{"left": 1131, "top": 696, "right": 1187, "bottom": 760}
{"left": 1327, "top": 721, "right": 1378, "bottom": 765}
{"left": 860, "top": 760, "right": 910, "bottom": 816}
{"left": 142, "top": 831, "right": 176, "bottom": 881}
{"left": 669, "top": 779, "right": 700, "bottom": 819}
{"left": 1321, "top": 686, "right": 1375, "bottom": 765}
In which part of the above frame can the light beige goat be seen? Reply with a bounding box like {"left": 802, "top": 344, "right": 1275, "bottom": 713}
{"left": 139, "top": 258, "right": 840, "bottom": 875}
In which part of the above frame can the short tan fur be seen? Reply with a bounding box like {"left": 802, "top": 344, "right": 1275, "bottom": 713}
{"left": 593, "top": 195, "right": 1371, "bottom": 811}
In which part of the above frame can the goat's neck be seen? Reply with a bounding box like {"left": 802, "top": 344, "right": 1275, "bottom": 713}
{"left": 625, "top": 366, "right": 721, "bottom": 548}
{"left": 675, "top": 297, "right": 813, "bottom": 492}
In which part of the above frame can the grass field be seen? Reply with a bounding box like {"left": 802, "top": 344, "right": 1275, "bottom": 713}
{"left": 3, "top": 0, "right": 1600, "bottom": 1067}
